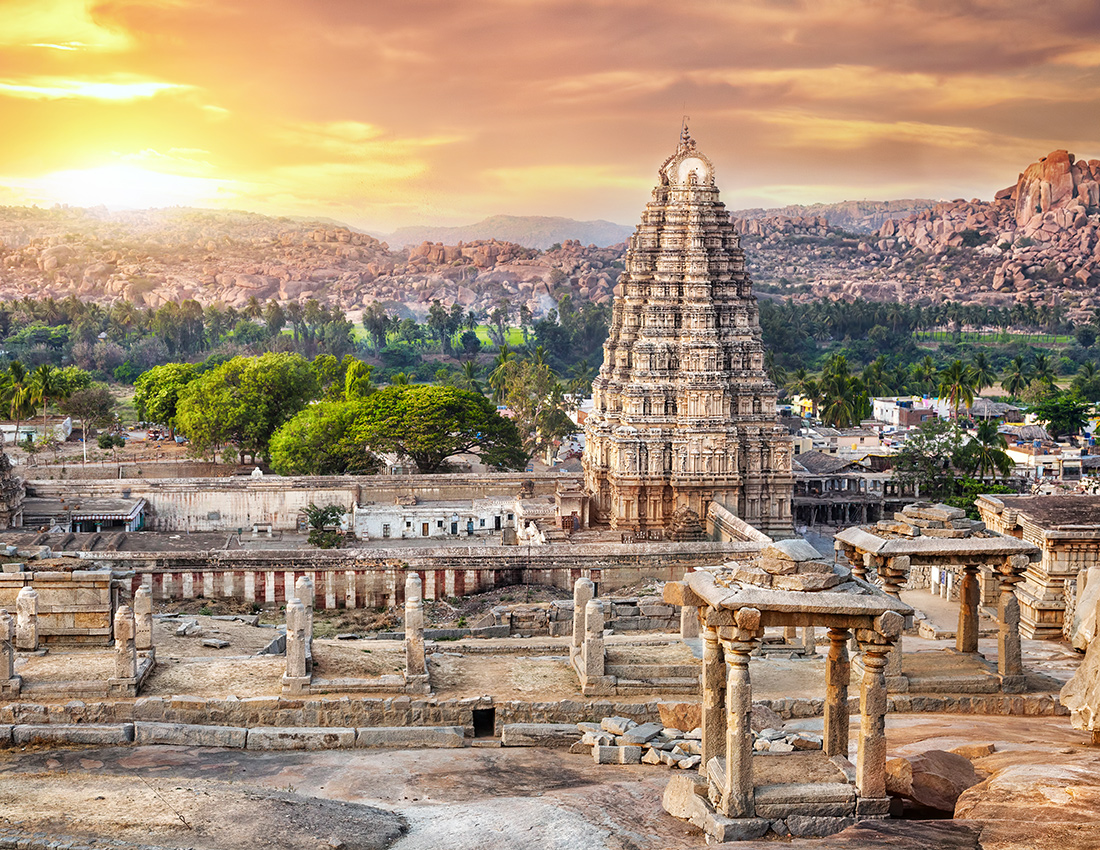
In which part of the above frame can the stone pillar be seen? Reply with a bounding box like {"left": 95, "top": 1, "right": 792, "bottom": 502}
{"left": 572, "top": 578, "right": 594, "bottom": 656}
{"left": 134, "top": 586, "right": 153, "bottom": 652}
{"left": 701, "top": 625, "right": 727, "bottom": 770}
{"left": 285, "top": 598, "right": 308, "bottom": 680}
{"left": 957, "top": 565, "right": 980, "bottom": 653}
{"left": 998, "top": 555, "right": 1028, "bottom": 692}
{"left": 113, "top": 604, "right": 137, "bottom": 680}
{"left": 405, "top": 572, "right": 426, "bottom": 678}
{"left": 824, "top": 627, "right": 850, "bottom": 759}
{"left": 583, "top": 599, "right": 605, "bottom": 679}
{"left": 721, "top": 638, "right": 757, "bottom": 818}
{"left": 15, "top": 587, "right": 38, "bottom": 651}
{"left": 855, "top": 646, "right": 889, "bottom": 799}
{"left": 719, "top": 607, "right": 762, "bottom": 819}
{"left": 0, "top": 608, "right": 15, "bottom": 681}
{"left": 294, "top": 575, "right": 315, "bottom": 635}
{"left": 680, "top": 604, "right": 700, "bottom": 639}
{"left": 802, "top": 625, "right": 816, "bottom": 654}
{"left": 784, "top": 625, "right": 799, "bottom": 643}
{"left": 880, "top": 556, "right": 908, "bottom": 689}
{"left": 855, "top": 611, "right": 901, "bottom": 808}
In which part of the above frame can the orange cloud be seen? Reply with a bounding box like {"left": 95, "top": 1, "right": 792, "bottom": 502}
{"left": 0, "top": 0, "right": 1097, "bottom": 232}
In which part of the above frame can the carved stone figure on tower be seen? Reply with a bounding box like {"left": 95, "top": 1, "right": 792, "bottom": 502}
{"left": 582, "top": 128, "right": 793, "bottom": 536}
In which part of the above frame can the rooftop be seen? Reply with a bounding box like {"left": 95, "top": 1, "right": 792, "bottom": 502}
{"left": 989, "top": 494, "right": 1100, "bottom": 529}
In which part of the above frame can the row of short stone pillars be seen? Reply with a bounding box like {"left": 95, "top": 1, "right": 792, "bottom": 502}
{"left": 1, "top": 586, "right": 155, "bottom": 697}
{"left": 282, "top": 573, "right": 430, "bottom": 695}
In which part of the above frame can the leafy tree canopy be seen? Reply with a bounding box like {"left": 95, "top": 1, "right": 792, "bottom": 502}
{"left": 269, "top": 400, "right": 379, "bottom": 476}
{"left": 176, "top": 352, "right": 319, "bottom": 462}
{"left": 133, "top": 362, "right": 198, "bottom": 430}
{"left": 1029, "top": 392, "right": 1092, "bottom": 438}
{"left": 353, "top": 385, "right": 525, "bottom": 473}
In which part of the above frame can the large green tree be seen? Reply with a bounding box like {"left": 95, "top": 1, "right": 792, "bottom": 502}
{"left": 353, "top": 385, "right": 525, "bottom": 473}
{"left": 893, "top": 419, "right": 965, "bottom": 501}
{"left": 1030, "top": 392, "right": 1091, "bottom": 439}
{"left": 176, "top": 352, "right": 319, "bottom": 462}
{"left": 133, "top": 362, "right": 198, "bottom": 436}
{"left": 269, "top": 400, "right": 378, "bottom": 476}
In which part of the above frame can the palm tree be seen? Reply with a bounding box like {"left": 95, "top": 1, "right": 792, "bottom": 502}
{"left": 911, "top": 355, "right": 937, "bottom": 395}
{"left": 1001, "top": 357, "right": 1029, "bottom": 397}
{"left": 31, "top": 364, "right": 59, "bottom": 437}
{"left": 4, "top": 362, "right": 34, "bottom": 447}
{"left": 1032, "top": 352, "right": 1055, "bottom": 387}
{"left": 861, "top": 357, "right": 890, "bottom": 397}
{"left": 970, "top": 351, "right": 997, "bottom": 393}
{"left": 489, "top": 344, "right": 516, "bottom": 404}
{"left": 938, "top": 360, "right": 976, "bottom": 420}
{"left": 458, "top": 361, "right": 483, "bottom": 395}
{"left": 389, "top": 372, "right": 410, "bottom": 386}
{"left": 965, "top": 419, "right": 1013, "bottom": 481}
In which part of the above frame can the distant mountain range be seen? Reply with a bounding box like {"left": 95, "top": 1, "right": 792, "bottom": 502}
{"left": 386, "top": 214, "right": 634, "bottom": 250}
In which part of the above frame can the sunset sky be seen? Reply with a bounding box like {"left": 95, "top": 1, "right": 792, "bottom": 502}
{"left": 2, "top": 0, "right": 1100, "bottom": 233}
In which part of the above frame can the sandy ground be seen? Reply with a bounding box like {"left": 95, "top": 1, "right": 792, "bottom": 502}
{"left": 1, "top": 715, "right": 1098, "bottom": 850}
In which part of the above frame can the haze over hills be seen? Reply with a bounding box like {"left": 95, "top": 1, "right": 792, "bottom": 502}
{"left": 0, "top": 149, "right": 1098, "bottom": 325}
{"left": 386, "top": 215, "right": 633, "bottom": 250}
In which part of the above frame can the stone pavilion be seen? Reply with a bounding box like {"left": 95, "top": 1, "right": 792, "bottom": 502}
{"left": 583, "top": 127, "right": 793, "bottom": 537}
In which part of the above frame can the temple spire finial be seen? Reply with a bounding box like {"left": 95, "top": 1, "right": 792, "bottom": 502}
{"left": 679, "top": 116, "right": 694, "bottom": 151}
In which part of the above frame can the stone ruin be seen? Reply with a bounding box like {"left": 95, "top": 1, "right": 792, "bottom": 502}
{"left": 0, "top": 583, "right": 155, "bottom": 698}
{"left": 660, "top": 539, "right": 912, "bottom": 841}
{"left": 283, "top": 571, "right": 430, "bottom": 696}
{"left": 569, "top": 577, "right": 700, "bottom": 696}
{"left": 835, "top": 502, "right": 1041, "bottom": 694}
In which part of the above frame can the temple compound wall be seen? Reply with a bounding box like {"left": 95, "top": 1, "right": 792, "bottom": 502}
{"left": 583, "top": 128, "right": 792, "bottom": 538}
{"left": 25, "top": 472, "right": 567, "bottom": 533}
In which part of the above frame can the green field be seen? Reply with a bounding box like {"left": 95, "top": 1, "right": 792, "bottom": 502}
{"left": 914, "top": 330, "right": 1073, "bottom": 346}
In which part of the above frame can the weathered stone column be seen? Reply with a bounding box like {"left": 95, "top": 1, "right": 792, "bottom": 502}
{"left": 0, "top": 609, "right": 15, "bottom": 681}
{"left": 824, "top": 627, "right": 851, "bottom": 758}
{"left": 997, "top": 555, "right": 1028, "bottom": 692}
{"left": 680, "top": 604, "right": 700, "bottom": 639}
{"left": 855, "top": 611, "right": 901, "bottom": 810}
{"left": 113, "top": 604, "right": 137, "bottom": 680}
{"left": 15, "top": 587, "right": 38, "bottom": 651}
{"left": 572, "top": 578, "right": 594, "bottom": 656}
{"left": 701, "top": 624, "right": 727, "bottom": 770}
{"left": 719, "top": 607, "right": 762, "bottom": 819}
{"left": 856, "top": 646, "right": 889, "bottom": 799}
{"left": 294, "top": 575, "right": 315, "bottom": 634}
{"left": 583, "top": 599, "right": 605, "bottom": 679}
{"left": 957, "top": 565, "right": 980, "bottom": 653}
{"left": 404, "top": 572, "right": 426, "bottom": 678}
{"left": 134, "top": 586, "right": 153, "bottom": 652}
{"left": 880, "top": 556, "right": 908, "bottom": 688}
{"left": 284, "top": 598, "right": 308, "bottom": 680}
{"left": 802, "top": 625, "right": 816, "bottom": 654}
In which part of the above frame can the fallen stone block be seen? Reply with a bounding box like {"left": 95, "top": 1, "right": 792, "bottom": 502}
{"left": 618, "top": 745, "right": 642, "bottom": 764}
{"left": 568, "top": 740, "right": 590, "bottom": 755}
{"left": 657, "top": 701, "right": 700, "bottom": 732}
{"left": 135, "top": 721, "right": 247, "bottom": 749}
{"left": 14, "top": 724, "right": 134, "bottom": 746}
{"left": 201, "top": 638, "right": 230, "bottom": 649}
{"left": 619, "top": 721, "right": 663, "bottom": 745}
{"left": 677, "top": 755, "right": 702, "bottom": 769}
{"left": 950, "top": 743, "right": 995, "bottom": 759}
{"left": 600, "top": 716, "right": 636, "bottom": 735}
{"left": 790, "top": 733, "right": 823, "bottom": 750}
{"left": 705, "top": 812, "right": 770, "bottom": 842}
{"left": 593, "top": 745, "right": 619, "bottom": 764}
{"left": 355, "top": 726, "right": 465, "bottom": 749}
{"left": 886, "top": 749, "right": 981, "bottom": 813}
{"left": 0, "top": 725, "right": 12, "bottom": 747}
{"left": 501, "top": 723, "right": 578, "bottom": 748}
{"left": 582, "top": 731, "right": 615, "bottom": 746}
{"left": 246, "top": 727, "right": 355, "bottom": 750}
{"left": 769, "top": 741, "right": 795, "bottom": 754}
{"left": 786, "top": 815, "right": 855, "bottom": 837}
{"left": 662, "top": 773, "right": 710, "bottom": 827}
{"left": 642, "top": 748, "right": 662, "bottom": 765}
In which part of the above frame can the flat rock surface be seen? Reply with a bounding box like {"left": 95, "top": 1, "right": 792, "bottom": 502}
{"left": 0, "top": 714, "right": 1096, "bottom": 849}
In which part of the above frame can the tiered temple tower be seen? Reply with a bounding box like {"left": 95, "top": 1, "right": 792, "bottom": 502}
{"left": 582, "top": 128, "right": 793, "bottom": 537}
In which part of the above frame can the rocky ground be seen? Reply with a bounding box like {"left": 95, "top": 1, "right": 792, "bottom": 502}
{"left": 0, "top": 715, "right": 1096, "bottom": 849}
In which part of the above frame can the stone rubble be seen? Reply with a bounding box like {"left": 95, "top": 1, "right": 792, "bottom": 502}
{"left": 574, "top": 714, "right": 821, "bottom": 770}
